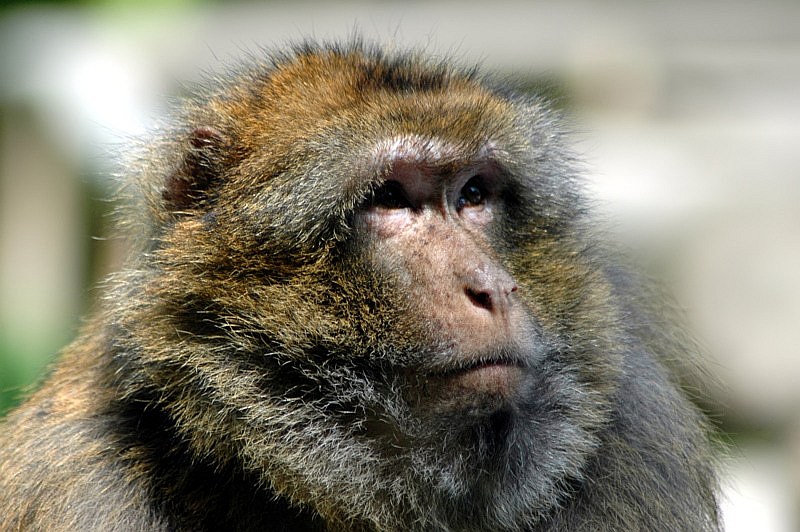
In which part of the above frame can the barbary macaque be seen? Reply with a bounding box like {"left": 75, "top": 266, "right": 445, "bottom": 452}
{"left": 0, "top": 41, "right": 720, "bottom": 531}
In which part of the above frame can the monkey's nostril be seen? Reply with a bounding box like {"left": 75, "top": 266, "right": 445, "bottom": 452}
{"left": 466, "top": 288, "right": 493, "bottom": 311}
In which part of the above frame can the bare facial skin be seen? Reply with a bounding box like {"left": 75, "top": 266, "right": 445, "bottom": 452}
{"left": 0, "top": 42, "right": 720, "bottom": 531}
{"left": 359, "top": 138, "right": 537, "bottom": 413}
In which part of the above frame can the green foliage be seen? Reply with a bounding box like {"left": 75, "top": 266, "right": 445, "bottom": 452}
{"left": 0, "top": 342, "right": 51, "bottom": 417}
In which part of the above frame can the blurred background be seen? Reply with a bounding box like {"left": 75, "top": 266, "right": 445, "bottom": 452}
{"left": 0, "top": 0, "right": 798, "bottom": 529}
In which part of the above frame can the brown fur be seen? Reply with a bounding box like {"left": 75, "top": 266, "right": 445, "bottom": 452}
{"left": 0, "top": 41, "right": 719, "bottom": 531}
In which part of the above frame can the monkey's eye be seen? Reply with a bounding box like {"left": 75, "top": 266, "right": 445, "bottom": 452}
{"left": 457, "top": 176, "right": 486, "bottom": 210}
{"left": 371, "top": 180, "right": 411, "bottom": 209}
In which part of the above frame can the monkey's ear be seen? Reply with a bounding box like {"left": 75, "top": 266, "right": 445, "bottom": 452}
{"left": 163, "top": 126, "right": 225, "bottom": 211}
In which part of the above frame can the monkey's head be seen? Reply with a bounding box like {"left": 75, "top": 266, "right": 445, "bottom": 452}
{"left": 118, "top": 42, "right": 624, "bottom": 529}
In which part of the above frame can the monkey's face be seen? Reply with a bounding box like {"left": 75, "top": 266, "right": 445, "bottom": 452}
{"left": 353, "top": 138, "right": 547, "bottom": 420}
{"left": 136, "top": 47, "right": 623, "bottom": 527}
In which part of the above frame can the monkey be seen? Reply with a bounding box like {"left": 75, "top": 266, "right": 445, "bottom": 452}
{"left": 0, "top": 40, "right": 720, "bottom": 531}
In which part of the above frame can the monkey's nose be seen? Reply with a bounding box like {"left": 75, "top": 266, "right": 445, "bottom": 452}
{"left": 466, "top": 287, "right": 494, "bottom": 311}
{"left": 463, "top": 266, "right": 518, "bottom": 315}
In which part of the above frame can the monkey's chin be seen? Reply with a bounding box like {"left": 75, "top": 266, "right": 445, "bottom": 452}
{"left": 419, "top": 363, "right": 527, "bottom": 414}
{"left": 445, "top": 363, "right": 524, "bottom": 398}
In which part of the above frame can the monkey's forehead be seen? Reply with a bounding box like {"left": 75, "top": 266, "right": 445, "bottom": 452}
{"left": 366, "top": 134, "right": 505, "bottom": 174}
{"left": 202, "top": 44, "right": 522, "bottom": 152}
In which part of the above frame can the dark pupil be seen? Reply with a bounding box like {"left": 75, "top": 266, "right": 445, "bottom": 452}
{"left": 459, "top": 177, "right": 484, "bottom": 208}
{"left": 373, "top": 181, "right": 408, "bottom": 209}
